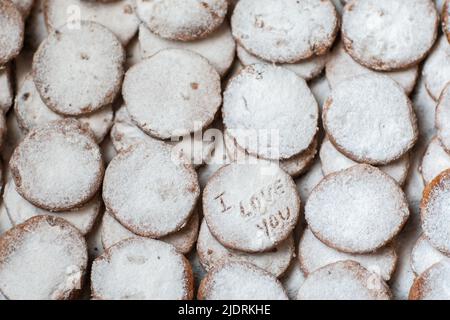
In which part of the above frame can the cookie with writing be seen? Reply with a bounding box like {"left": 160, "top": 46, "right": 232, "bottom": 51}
{"left": 203, "top": 162, "right": 300, "bottom": 253}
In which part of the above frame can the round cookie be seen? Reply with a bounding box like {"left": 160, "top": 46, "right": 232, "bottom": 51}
{"left": 305, "top": 164, "right": 410, "bottom": 254}
{"left": 423, "top": 36, "right": 450, "bottom": 101}
{"left": 224, "top": 129, "right": 318, "bottom": 178}
{"left": 436, "top": 84, "right": 450, "bottom": 152}
{"left": 101, "top": 210, "right": 199, "bottom": 255}
{"left": 411, "top": 235, "right": 450, "bottom": 276}
{"left": 197, "top": 220, "right": 294, "bottom": 278}
{"left": 103, "top": 142, "right": 200, "bottom": 238}
{"left": 0, "top": 0, "right": 24, "bottom": 66}
{"left": 342, "top": 0, "right": 438, "bottom": 71}
{"left": 421, "top": 169, "right": 450, "bottom": 255}
{"left": 409, "top": 261, "right": 450, "bottom": 300}
{"left": 320, "top": 136, "right": 410, "bottom": 185}
{"left": 135, "top": 0, "right": 228, "bottom": 41}
{"left": 91, "top": 238, "right": 194, "bottom": 300}
{"left": 420, "top": 137, "right": 450, "bottom": 184}
{"left": 298, "top": 228, "right": 397, "bottom": 281}
{"left": 198, "top": 261, "right": 288, "bottom": 300}
{"left": 297, "top": 261, "right": 392, "bottom": 300}
{"left": 139, "top": 23, "right": 236, "bottom": 77}
{"left": 231, "top": 0, "right": 339, "bottom": 63}
{"left": 443, "top": 0, "right": 450, "bottom": 42}
{"left": 123, "top": 49, "right": 222, "bottom": 140}
{"left": 223, "top": 64, "right": 319, "bottom": 160}
{"left": 15, "top": 75, "right": 113, "bottom": 143}
{"left": 326, "top": 42, "right": 419, "bottom": 95}
{"left": 0, "top": 215, "right": 88, "bottom": 300}
{"left": 323, "top": 74, "right": 418, "bottom": 165}
{"left": 236, "top": 44, "right": 327, "bottom": 82}
{"left": 32, "top": 21, "right": 125, "bottom": 116}
{"left": 203, "top": 162, "right": 300, "bottom": 253}
{"left": 3, "top": 181, "right": 101, "bottom": 235}
{"left": 44, "top": 0, "right": 140, "bottom": 45}
{"left": 10, "top": 119, "right": 104, "bottom": 211}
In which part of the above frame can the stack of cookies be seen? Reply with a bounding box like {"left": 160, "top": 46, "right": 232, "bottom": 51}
{"left": 0, "top": 0, "right": 449, "bottom": 300}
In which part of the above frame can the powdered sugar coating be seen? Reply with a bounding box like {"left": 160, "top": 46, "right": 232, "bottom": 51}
{"left": 421, "top": 169, "right": 450, "bottom": 255}
{"left": 423, "top": 36, "right": 450, "bottom": 100}
{"left": 203, "top": 162, "right": 300, "bottom": 253}
{"left": 0, "top": 216, "right": 88, "bottom": 300}
{"left": 223, "top": 64, "right": 319, "bottom": 160}
{"left": 10, "top": 119, "right": 104, "bottom": 211}
{"left": 139, "top": 23, "right": 235, "bottom": 77}
{"left": 236, "top": 45, "right": 327, "bottom": 82}
{"left": 411, "top": 235, "right": 450, "bottom": 276}
{"left": 15, "top": 75, "right": 113, "bottom": 143}
{"left": 110, "top": 105, "right": 153, "bottom": 152}
{"left": 91, "top": 238, "right": 193, "bottom": 300}
{"left": 421, "top": 137, "right": 450, "bottom": 184}
{"left": 295, "top": 159, "right": 324, "bottom": 202}
{"left": 342, "top": 0, "right": 438, "bottom": 71}
{"left": 110, "top": 105, "right": 215, "bottom": 168}
{"left": 197, "top": 220, "right": 294, "bottom": 277}
{"left": 231, "top": 0, "right": 339, "bottom": 63}
{"left": 0, "top": 65, "right": 13, "bottom": 113}
{"left": 223, "top": 129, "right": 318, "bottom": 178}
{"left": 323, "top": 74, "right": 418, "bottom": 165}
{"left": 409, "top": 261, "right": 450, "bottom": 300}
{"left": 101, "top": 210, "right": 199, "bottom": 255}
{"left": 326, "top": 42, "right": 418, "bottom": 95}
{"left": 123, "top": 49, "right": 222, "bottom": 140}
{"left": 198, "top": 261, "right": 288, "bottom": 300}
{"left": 135, "top": 0, "right": 228, "bottom": 41}
{"left": 306, "top": 165, "right": 410, "bottom": 254}
{"left": 299, "top": 228, "right": 397, "bottom": 281}
{"left": 0, "top": 0, "right": 24, "bottom": 65}
{"left": 297, "top": 261, "right": 391, "bottom": 300}
{"left": 436, "top": 85, "right": 450, "bottom": 153}
{"left": 44, "top": 0, "right": 139, "bottom": 45}
{"left": 32, "top": 21, "right": 125, "bottom": 116}
{"left": 320, "top": 136, "right": 410, "bottom": 185}
{"left": 280, "top": 260, "right": 306, "bottom": 300}
{"left": 103, "top": 142, "right": 200, "bottom": 238}
{"left": 3, "top": 181, "right": 101, "bottom": 235}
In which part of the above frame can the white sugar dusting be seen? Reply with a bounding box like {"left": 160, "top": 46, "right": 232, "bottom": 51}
{"left": 299, "top": 228, "right": 397, "bottom": 281}
{"left": 91, "top": 238, "right": 191, "bottom": 300}
{"left": 232, "top": 0, "right": 338, "bottom": 63}
{"left": 0, "top": 216, "right": 87, "bottom": 300}
{"left": 223, "top": 64, "right": 319, "bottom": 160}
{"left": 297, "top": 261, "right": 391, "bottom": 300}
{"left": 200, "top": 261, "right": 288, "bottom": 300}
{"left": 139, "top": 23, "right": 235, "bottom": 76}
{"left": 342, "top": 0, "right": 438, "bottom": 70}
{"left": 324, "top": 74, "right": 418, "bottom": 165}
{"left": 305, "top": 165, "right": 410, "bottom": 253}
